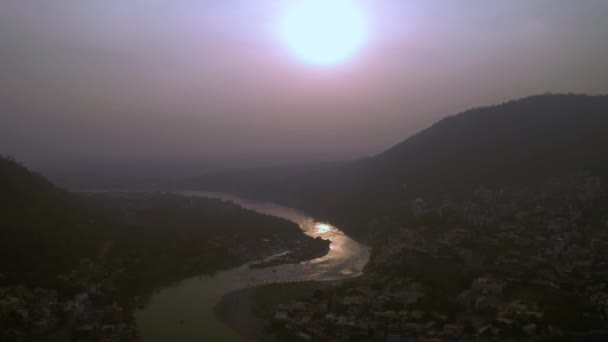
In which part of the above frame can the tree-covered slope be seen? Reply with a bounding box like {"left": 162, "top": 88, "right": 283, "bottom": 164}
{"left": 192, "top": 94, "right": 608, "bottom": 239}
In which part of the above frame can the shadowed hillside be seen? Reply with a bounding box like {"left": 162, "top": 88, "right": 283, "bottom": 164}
{"left": 371, "top": 94, "right": 608, "bottom": 189}
{"left": 192, "top": 94, "right": 608, "bottom": 239}
{"left": 0, "top": 156, "right": 329, "bottom": 340}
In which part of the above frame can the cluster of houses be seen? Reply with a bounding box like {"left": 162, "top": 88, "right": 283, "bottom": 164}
{"left": 0, "top": 261, "right": 137, "bottom": 341}
{"left": 263, "top": 175, "right": 608, "bottom": 340}
{"left": 267, "top": 284, "right": 464, "bottom": 341}
{"left": 265, "top": 275, "right": 557, "bottom": 341}
{"left": 0, "top": 287, "right": 61, "bottom": 338}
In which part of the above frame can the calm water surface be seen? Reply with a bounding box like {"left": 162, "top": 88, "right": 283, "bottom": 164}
{"left": 135, "top": 191, "right": 370, "bottom": 341}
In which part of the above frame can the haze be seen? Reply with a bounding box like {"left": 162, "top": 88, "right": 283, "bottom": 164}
{"left": 2, "top": 0, "right": 608, "bottom": 165}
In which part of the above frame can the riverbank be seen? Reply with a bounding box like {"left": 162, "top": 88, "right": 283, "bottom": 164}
{"left": 215, "top": 281, "right": 340, "bottom": 340}
{"left": 136, "top": 192, "right": 370, "bottom": 342}
{"left": 214, "top": 287, "right": 265, "bottom": 340}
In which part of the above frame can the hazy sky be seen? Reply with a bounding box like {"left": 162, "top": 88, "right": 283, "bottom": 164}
{"left": 2, "top": 0, "right": 608, "bottom": 164}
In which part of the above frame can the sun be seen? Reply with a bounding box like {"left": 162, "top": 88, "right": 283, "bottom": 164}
{"left": 280, "top": 0, "right": 368, "bottom": 66}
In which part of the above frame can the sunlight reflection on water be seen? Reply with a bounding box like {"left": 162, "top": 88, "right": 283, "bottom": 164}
{"left": 136, "top": 191, "right": 370, "bottom": 342}
{"left": 314, "top": 222, "right": 332, "bottom": 234}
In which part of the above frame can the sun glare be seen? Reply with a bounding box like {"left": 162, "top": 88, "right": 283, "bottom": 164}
{"left": 280, "top": 0, "right": 368, "bottom": 66}
{"left": 315, "top": 223, "right": 332, "bottom": 234}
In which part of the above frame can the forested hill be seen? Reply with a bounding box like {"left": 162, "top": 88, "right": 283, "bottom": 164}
{"left": 0, "top": 156, "right": 100, "bottom": 287}
{"left": 368, "top": 94, "right": 608, "bottom": 191}
{"left": 0, "top": 156, "right": 55, "bottom": 206}
{"left": 0, "top": 156, "right": 318, "bottom": 290}
{"left": 190, "top": 94, "right": 608, "bottom": 239}
{"left": 1, "top": 156, "right": 333, "bottom": 339}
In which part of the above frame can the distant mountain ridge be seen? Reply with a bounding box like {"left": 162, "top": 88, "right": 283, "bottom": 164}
{"left": 197, "top": 94, "right": 608, "bottom": 190}
{"left": 366, "top": 93, "right": 608, "bottom": 190}
{"left": 192, "top": 94, "right": 608, "bottom": 239}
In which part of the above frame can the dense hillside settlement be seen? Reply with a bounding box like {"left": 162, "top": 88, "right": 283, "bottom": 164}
{"left": 258, "top": 175, "right": 608, "bottom": 341}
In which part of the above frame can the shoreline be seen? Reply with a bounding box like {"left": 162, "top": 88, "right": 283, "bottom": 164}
{"left": 214, "top": 280, "right": 342, "bottom": 340}
{"left": 214, "top": 287, "right": 266, "bottom": 340}
{"left": 135, "top": 191, "right": 370, "bottom": 342}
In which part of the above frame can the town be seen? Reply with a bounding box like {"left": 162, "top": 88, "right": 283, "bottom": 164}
{"left": 0, "top": 259, "right": 137, "bottom": 341}
{"left": 262, "top": 175, "right": 608, "bottom": 341}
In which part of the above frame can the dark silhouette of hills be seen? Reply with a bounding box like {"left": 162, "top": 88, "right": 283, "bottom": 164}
{"left": 192, "top": 94, "right": 608, "bottom": 238}
{"left": 0, "top": 156, "right": 98, "bottom": 287}
{"left": 0, "top": 156, "right": 333, "bottom": 339}
{"left": 0, "top": 156, "right": 55, "bottom": 206}
{"left": 0, "top": 157, "right": 319, "bottom": 290}
{"left": 369, "top": 93, "right": 608, "bottom": 190}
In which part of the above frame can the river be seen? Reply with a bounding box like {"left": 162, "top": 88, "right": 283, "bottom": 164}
{"left": 135, "top": 191, "right": 370, "bottom": 341}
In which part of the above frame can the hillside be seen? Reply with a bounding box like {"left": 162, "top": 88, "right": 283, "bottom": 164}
{"left": 370, "top": 94, "right": 608, "bottom": 189}
{"left": 0, "top": 156, "right": 326, "bottom": 288}
{"left": 192, "top": 94, "right": 608, "bottom": 239}
{"left": 0, "top": 156, "right": 328, "bottom": 340}
{"left": 0, "top": 156, "right": 55, "bottom": 206}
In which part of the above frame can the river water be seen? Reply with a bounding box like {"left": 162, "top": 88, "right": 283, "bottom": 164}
{"left": 135, "top": 191, "right": 370, "bottom": 341}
